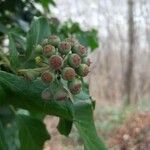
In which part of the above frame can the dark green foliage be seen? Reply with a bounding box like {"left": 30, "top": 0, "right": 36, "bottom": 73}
{"left": 0, "top": 1, "right": 105, "bottom": 148}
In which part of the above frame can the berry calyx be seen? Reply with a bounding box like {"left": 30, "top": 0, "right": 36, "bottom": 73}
{"left": 76, "top": 64, "right": 89, "bottom": 77}
{"left": 68, "top": 79, "right": 82, "bottom": 94}
{"left": 54, "top": 88, "right": 68, "bottom": 101}
{"left": 41, "top": 88, "right": 53, "bottom": 100}
{"left": 72, "top": 44, "right": 87, "bottom": 57}
{"left": 41, "top": 71, "right": 55, "bottom": 83}
{"left": 49, "top": 55, "right": 63, "bottom": 70}
{"left": 62, "top": 67, "right": 76, "bottom": 81}
{"left": 48, "top": 35, "right": 60, "bottom": 46}
{"left": 35, "top": 44, "right": 43, "bottom": 54}
{"left": 68, "top": 54, "right": 81, "bottom": 68}
{"left": 43, "top": 44, "right": 55, "bottom": 57}
{"left": 58, "top": 41, "right": 71, "bottom": 55}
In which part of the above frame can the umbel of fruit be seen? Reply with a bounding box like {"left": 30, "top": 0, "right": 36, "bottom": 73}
{"left": 43, "top": 44, "right": 55, "bottom": 57}
{"left": 58, "top": 41, "right": 71, "bottom": 55}
{"left": 62, "top": 67, "right": 76, "bottom": 81}
{"left": 48, "top": 35, "right": 60, "bottom": 46}
{"left": 54, "top": 88, "right": 68, "bottom": 101}
{"left": 41, "top": 88, "right": 53, "bottom": 100}
{"left": 72, "top": 44, "right": 87, "bottom": 57}
{"left": 68, "top": 54, "right": 81, "bottom": 68}
{"left": 41, "top": 71, "right": 55, "bottom": 83}
{"left": 49, "top": 55, "right": 63, "bottom": 70}
{"left": 68, "top": 79, "right": 82, "bottom": 94}
{"left": 76, "top": 64, "right": 89, "bottom": 77}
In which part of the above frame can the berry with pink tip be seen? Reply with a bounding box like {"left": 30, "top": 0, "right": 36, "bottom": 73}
{"left": 49, "top": 55, "right": 63, "bottom": 70}
{"left": 48, "top": 35, "right": 60, "bottom": 46}
{"left": 68, "top": 54, "right": 81, "bottom": 68}
{"left": 82, "top": 57, "right": 91, "bottom": 66}
{"left": 43, "top": 44, "right": 55, "bottom": 57}
{"left": 65, "top": 37, "right": 78, "bottom": 47}
{"left": 41, "top": 71, "right": 55, "bottom": 83}
{"left": 76, "top": 64, "right": 89, "bottom": 77}
{"left": 58, "top": 41, "right": 71, "bottom": 55}
{"left": 62, "top": 67, "right": 76, "bottom": 81}
{"left": 68, "top": 79, "right": 82, "bottom": 95}
{"left": 72, "top": 44, "right": 87, "bottom": 57}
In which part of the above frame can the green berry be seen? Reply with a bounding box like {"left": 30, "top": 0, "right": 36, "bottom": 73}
{"left": 72, "top": 44, "right": 87, "bottom": 57}
{"left": 62, "top": 67, "right": 76, "bottom": 81}
{"left": 41, "top": 71, "right": 55, "bottom": 83}
{"left": 68, "top": 79, "right": 82, "bottom": 94}
{"left": 48, "top": 35, "right": 60, "bottom": 46}
{"left": 76, "top": 64, "right": 89, "bottom": 77}
{"left": 35, "top": 56, "right": 43, "bottom": 65}
{"left": 35, "top": 44, "right": 43, "bottom": 54}
{"left": 41, "top": 88, "right": 53, "bottom": 100}
{"left": 58, "top": 41, "right": 71, "bottom": 55}
{"left": 82, "top": 57, "right": 91, "bottom": 66}
{"left": 54, "top": 88, "right": 68, "bottom": 101}
{"left": 49, "top": 55, "right": 63, "bottom": 70}
{"left": 68, "top": 54, "right": 81, "bottom": 68}
{"left": 43, "top": 44, "right": 55, "bottom": 57}
{"left": 42, "top": 38, "right": 48, "bottom": 46}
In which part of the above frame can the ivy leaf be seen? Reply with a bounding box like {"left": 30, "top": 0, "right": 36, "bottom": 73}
{"left": 9, "top": 33, "right": 20, "bottom": 70}
{"left": 57, "top": 118, "right": 73, "bottom": 136}
{"left": 0, "top": 85, "right": 7, "bottom": 105}
{"left": 0, "top": 70, "right": 106, "bottom": 150}
{"left": 73, "top": 92, "right": 107, "bottom": 150}
{"left": 16, "top": 115, "right": 50, "bottom": 150}
{"left": 26, "top": 17, "right": 51, "bottom": 58}
{"left": 0, "top": 70, "right": 72, "bottom": 120}
{"left": 0, "top": 121, "right": 8, "bottom": 150}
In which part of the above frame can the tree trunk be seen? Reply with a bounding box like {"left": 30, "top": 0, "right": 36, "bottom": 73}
{"left": 124, "top": 0, "right": 135, "bottom": 106}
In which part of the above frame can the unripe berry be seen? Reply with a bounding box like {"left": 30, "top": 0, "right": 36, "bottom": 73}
{"left": 68, "top": 54, "right": 81, "bottom": 68}
{"left": 49, "top": 55, "right": 63, "bottom": 70}
{"left": 41, "top": 88, "right": 53, "bottom": 100}
{"left": 62, "top": 67, "right": 76, "bottom": 81}
{"left": 58, "top": 42, "right": 71, "bottom": 55}
{"left": 35, "top": 56, "right": 43, "bottom": 65}
{"left": 54, "top": 88, "right": 68, "bottom": 101}
{"left": 68, "top": 79, "right": 82, "bottom": 94}
{"left": 76, "top": 64, "right": 89, "bottom": 77}
{"left": 48, "top": 35, "right": 60, "bottom": 46}
{"left": 82, "top": 57, "right": 91, "bottom": 66}
{"left": 41, "top": 71, "right": 55, "bottom": 84}
{"left": 42, "top": 38, "right": 48, "bottom": 46}
{"left": 35, "top": 44, "right": 43, "bottom": 54}
{"left": 65, "top": 37, "right": 78, "bottom": 47}
{"left": 43, "top": 44, "right": 55, "bottom": 57}
{"left": 72, "top": 44, "right": 87, "bottom": 57}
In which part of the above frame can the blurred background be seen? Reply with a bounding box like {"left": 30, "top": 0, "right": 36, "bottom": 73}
{"left": 0, "top": 0, "right": 150, "bottom": 149}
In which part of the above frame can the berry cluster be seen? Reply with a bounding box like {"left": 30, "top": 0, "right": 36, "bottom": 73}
{"left": 35, "top": 35, "right": 91, "bottom": 101}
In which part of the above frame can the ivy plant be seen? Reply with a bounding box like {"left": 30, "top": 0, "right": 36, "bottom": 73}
{"left": 0, "top": 17, "right": 106, "bottom": 150}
